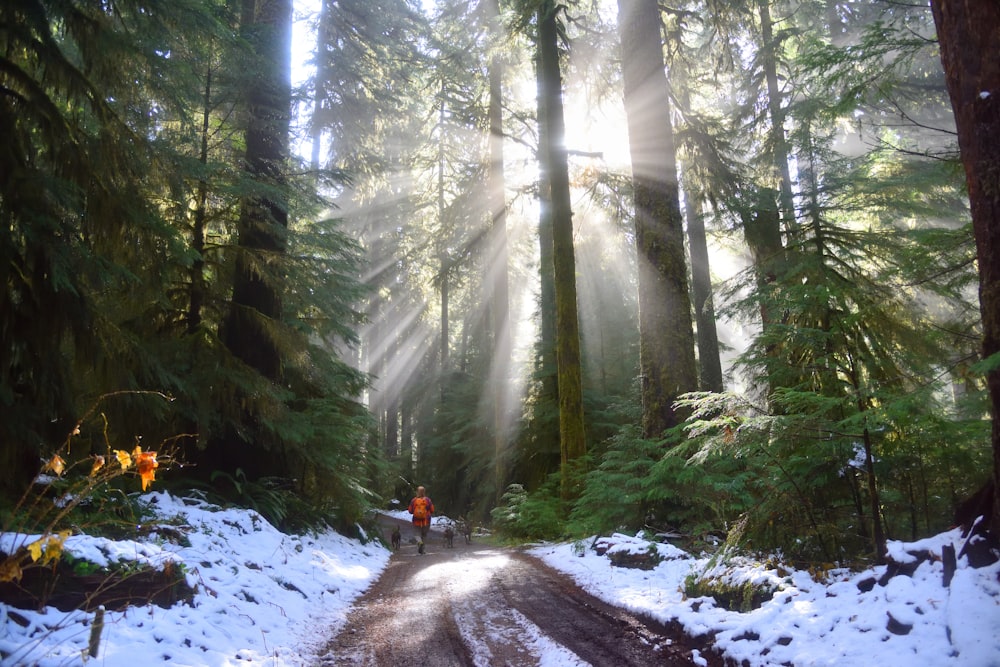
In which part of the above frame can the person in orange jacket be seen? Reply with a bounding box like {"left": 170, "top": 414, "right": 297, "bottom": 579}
{"left": 407, "top": 485, "right": 434, "bottom": 554}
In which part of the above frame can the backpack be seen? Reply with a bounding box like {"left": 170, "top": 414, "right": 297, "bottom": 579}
{"left": 412, "top": 497, "right": 429, "bottom": 520}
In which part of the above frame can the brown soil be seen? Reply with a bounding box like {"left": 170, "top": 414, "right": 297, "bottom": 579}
{"left": 0, "top": 555, "right": 193, "bottom": 612}
{"left": 317, "top": 516, "right": 729, "bottom": 666}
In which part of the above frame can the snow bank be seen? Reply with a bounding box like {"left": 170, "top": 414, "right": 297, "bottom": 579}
{"left": 532, "top": 529, "right": 1000, "bottom": 667}
{"left": 0, "top": 492, "right": 390, "bottom": 666}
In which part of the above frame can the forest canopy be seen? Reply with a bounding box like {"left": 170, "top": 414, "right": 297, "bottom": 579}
{"left": 1, "top": 0, "right": 997, "bottom": 567}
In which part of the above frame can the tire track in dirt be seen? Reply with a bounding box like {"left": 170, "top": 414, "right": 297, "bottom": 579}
{"left": 495, "top": 552, "right": 705, "bottom": 666}
{"left": 317, "top": 516, "right": 725, "bottom": 666}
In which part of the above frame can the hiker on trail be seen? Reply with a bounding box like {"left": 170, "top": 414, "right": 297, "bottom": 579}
{"left": 408, "top": 486, "right": 434, "bottom": 554}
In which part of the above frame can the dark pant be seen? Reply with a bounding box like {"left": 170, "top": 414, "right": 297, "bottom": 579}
{"left": 417, "top": 523, "right": 429, "bottom": 552}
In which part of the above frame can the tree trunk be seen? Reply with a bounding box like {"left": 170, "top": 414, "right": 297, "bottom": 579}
{"left": 224, "top": 0, "right": 292, "bottom": 383}
{"left": 538, "top": 0, "right": 586, "bottom": 498}
{"left": 616, "top": 0, "right": 698, "bottom": 439}
{"left": 385, "top": 397, "right": 399, "bottom": 459}
{"left": 188, "top": 63, "right": 212, "bottom": 334}
{"left": 401, "top": 402, "right": 413, "bottom": 481}
{"left": 440, "top": 262, "right": 449, "bottom": 375}
{"left": 486, "top": 0, "right": 511, "bottom": 504}
{"left": 684, "top": 179, "right": 724, "bottom": 392}
{"left": 672, "top": 57, "right": 723, "bottom": 393}
{"left": 438, "top": 88, "right": 450, "bottom": 386}
{"left": 743, "top": 185, "right": 786, "bottom": 382}
{"left": 757, "top": 0, "right": 796, "bottom": 233}
{"left": 310, "top": 0, "right": 333, "bottom": 176}
{"left": 525, "top": 18, "right": 562, "bottom": 492}
{"left": 930, "top": 0, "right": 1000, "bottom": 540}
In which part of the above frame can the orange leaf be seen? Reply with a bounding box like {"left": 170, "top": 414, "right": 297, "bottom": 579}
{"left": 137, "top": 451, "right": 158, "bottom": 491}
{"left": 44, "top": 454, "right": 66, "bottom": 476}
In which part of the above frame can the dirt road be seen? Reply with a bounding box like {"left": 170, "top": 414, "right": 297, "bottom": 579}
{"left": 317, "top": 516, "right": 726, "bottom": 666}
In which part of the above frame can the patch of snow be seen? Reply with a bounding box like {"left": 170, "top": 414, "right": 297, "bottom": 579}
{"left": 3, "top": 495, "right": 999, "bottom": 667}
{"left": 532, "top": 531, "right": 1000, "bottom": 667}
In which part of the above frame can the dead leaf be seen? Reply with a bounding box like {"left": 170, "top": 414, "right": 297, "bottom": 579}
{"left": 0, "top": 557, "right": 22, "bottom": 584}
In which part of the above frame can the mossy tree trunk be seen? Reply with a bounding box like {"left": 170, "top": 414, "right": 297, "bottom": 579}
{"left": 487, "top": 0, "right": 511, "bottom": 504}
{"left": 617, "top": 0, "right": 698, "bottom": 439}
{"left": 538, "top": 0, "right": 586, "bottom": 498}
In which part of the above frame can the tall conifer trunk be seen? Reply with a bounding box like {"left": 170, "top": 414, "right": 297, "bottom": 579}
{"left": 189, "top": 63, "right": 213, "bottom": 334}
{"left": 486, "top": 0, "right": 511, "bottom": 503}
{"left": 537, "top": 0, "right": 586, "bottom": 497}
{"left": 528, "top": 25, "right": 561, "bottom": 490}
{"left": 438, "top": 87, "right": 450, "bottom": 392}
{"left": 674, "top": 67, "right": 723, "bottom": 392}
{"left": 757, "top": 0, "right": 796, "bottom": 233}
{"left": 616, "top": 0, "right": 698, "bottom": 438}
{"left": 931, "top": 0, "right": 1000, "bottom": 540}
{"left": 681, "top": 163, "right": 723, "bottom": 392}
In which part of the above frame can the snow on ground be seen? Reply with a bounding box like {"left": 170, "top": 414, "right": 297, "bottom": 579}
{"left": 1, "top": 492, "right": 391, "bottom": 666}
{"left": 2, "top": 493, "right": 999, "bottom": 666}
{"left": 531, "top": 530, "right": 1000, "bottom": 667}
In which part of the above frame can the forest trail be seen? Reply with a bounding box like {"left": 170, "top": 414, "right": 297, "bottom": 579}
{"left": 317, "top": 515, "right": 727, "bottom": 666}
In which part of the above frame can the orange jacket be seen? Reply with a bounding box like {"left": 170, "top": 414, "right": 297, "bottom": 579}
{"left": 408, "top": 496, "right": 434, "bottom": 527}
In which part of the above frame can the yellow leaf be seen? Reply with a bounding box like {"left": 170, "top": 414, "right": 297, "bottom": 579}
{"left": 115, "top": 449, "right": 132, "bottom": 470}
{"left": 39, "top": 532, "right": 70, "bottom": 567}
{"left": 90, "top": 455, "right": 105, "bottom": 477}
{"left": 27, "top": 539, "right": 43, "bottom": 562}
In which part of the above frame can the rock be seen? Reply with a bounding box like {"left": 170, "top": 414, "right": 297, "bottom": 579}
{"left": 886, "top": 610, "right": 913, "bottom": 635}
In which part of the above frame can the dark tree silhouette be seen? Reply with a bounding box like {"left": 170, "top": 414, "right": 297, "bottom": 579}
{"left": 931, "top": 0, "right": 1000, "bottom": 540}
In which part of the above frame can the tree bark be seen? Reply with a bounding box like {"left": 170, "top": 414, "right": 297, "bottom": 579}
{"left": 310, "top": 0, "right": 333, "bottom": 176}
{"left": 438, "top": 88, "right": 450, "bottom": 387}
{"left": 526, "top": 13, "right": 562, "bottom": 492}
{"left": 616, "top": 0, "right": 699, "bottom": 438}
{"left": 930, "top": 0, "right": 1000, "bottom": 540}
{"left": 672, "top": 55, "right": 723, "bottom": 393}
{"left": 757, "top": 0, "right": 796, "bottom": 233}
{"left": 538, "top": 0, "right": 587, "bottom": 497}
{"left": 486, "top": 0, "right": 511, "bottom": 503}
{"left": 189, "top": 63, "right": 212, "bottom": 335}
{"left": 684, "top": 175, "right": 724, "bottom": 393}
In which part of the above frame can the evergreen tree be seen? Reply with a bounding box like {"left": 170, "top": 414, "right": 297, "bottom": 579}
{"left": 0, "top": 0, "right": 225, "bottom": 498}
{"left": 0, "top": 0, "right": 378, "bottom": 527}
{"left": 220, "top": 0, "right": 293, "bottom": 441}
{"left": 484, "top": 0, "right": 514, "bottom": 503}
